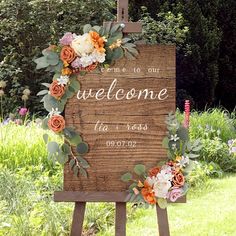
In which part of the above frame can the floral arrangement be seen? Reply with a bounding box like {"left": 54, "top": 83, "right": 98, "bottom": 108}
{"left": 34, "top": 23, "right": 138, "bottom": 177}
{"left": 121, "top": 113, "right": 202, "bottom": 208}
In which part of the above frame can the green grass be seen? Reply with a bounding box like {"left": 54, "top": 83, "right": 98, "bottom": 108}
{"left": 0, "top": 123, "right": 61, "bottom": 169}
{"left": 98, "top": 174, "right": 236, "bottom": 236}
{"left": 188, "top": 109, "right": 236, "bottom": 142}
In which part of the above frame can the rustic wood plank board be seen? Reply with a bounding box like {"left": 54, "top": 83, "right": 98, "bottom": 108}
{"left": 54, "top": 191, "right": 186, "bottom": 203}
{"left": 64, "top": 45, "right": 176, "bottom": 192}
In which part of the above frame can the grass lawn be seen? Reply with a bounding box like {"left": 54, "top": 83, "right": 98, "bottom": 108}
{"left": 98, "top": 174, "right": 236, "bottom": 236}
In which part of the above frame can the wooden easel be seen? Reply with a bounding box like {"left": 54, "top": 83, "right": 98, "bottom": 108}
{"left": 54, "top": 1, "right": 186, "bottom": 235}
{"left": 54, "top": 191, "right": 186, "bottom": 236}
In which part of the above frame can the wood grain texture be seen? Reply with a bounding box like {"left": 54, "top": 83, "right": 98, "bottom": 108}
{"left": 71, "top": 202, "right": 86, "bottom": 236}
{"left": 64, "top": 45, "right": 176, "bottom": 192}
{"left": 156, "top": 204, "right": 170, "bottom": 236}
{"left": 115, "top": 203, "right": 127, "bottom": 236}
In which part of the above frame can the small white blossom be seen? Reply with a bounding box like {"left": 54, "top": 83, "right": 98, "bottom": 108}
{"left": 170, "top": 134, "right": 179, "bottom": 142}
{"left": 48, "top": 108, "right": 61, "bottom": 117}
{"left": 178, "top": 156, "right": 190, "bottom": 168}
{"left": 57, "top": 75, "right": 69, "bottom": 86}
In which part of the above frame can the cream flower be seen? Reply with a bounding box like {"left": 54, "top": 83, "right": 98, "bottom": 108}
{"left": 80, "top": 55, "right": 94, "bottom": 68}
{"left": 71, "top": 33, "right": 94, "bottom": 57}
{"left": 153, "top": 180, "right": 172, "bottom": 198}
{"left": 92, "top": 50, "right": 106, "bottom": 63}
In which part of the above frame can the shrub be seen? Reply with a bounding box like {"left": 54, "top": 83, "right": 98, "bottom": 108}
{"left": 200, "top": 137, "right": 236, "bottom": 172}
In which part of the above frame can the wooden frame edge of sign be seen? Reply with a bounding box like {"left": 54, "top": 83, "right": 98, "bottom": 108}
{"left": 54, "top": 191, "right": 186, "bottom": 203}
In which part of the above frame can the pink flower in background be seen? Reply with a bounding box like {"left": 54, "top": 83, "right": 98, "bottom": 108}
{"left": 59, "top": 32, "right": 75, "bottom": 46}
{"left": 168, "top": 188, "right": 183, "bottom": 202}
{"left": 19, "top": 108, "right": 28, "bottom": 116}
{"left": 184, "top": 100, "right": 190, "bottom": 128}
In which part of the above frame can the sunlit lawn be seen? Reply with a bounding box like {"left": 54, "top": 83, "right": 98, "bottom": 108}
{"left": 98, "top": 174, "right": 236, "bottom": 236}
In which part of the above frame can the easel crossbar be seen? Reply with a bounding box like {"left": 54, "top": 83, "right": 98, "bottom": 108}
{"left": 54, "top": 191, "right": 186, "bottom": 203}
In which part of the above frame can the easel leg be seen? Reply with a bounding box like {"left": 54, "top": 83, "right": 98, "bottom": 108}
{"left": 115, "top": 202, "right": 126, "bottom": 236}
{"left": 156, "top": 204, "right": 170, "bottom": 236}
{"left": 71, "top": 202, "right": 86, "bottom": 236}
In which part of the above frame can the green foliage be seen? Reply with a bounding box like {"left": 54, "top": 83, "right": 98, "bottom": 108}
{"left": 0, "top": 0, "right": 115, "bottom": 115}
{"left": 200, "top": 137, "right": 236, "bottom": 173}
{"left": 134, "top": 7, "right": 189, "bottom": 47}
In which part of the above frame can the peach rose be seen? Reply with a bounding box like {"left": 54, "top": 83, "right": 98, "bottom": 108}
{"left": 48, "top": 115, "right": 65, "bottom": 133}
{"left": 84, "top": 62, "right": 98, "bottom": 72}
{"left": 172, "top": 171, "right": 185, "bottom": 187}
{"left": 148, "top": 167, "right": 161, "bottom": 177}
{"left": 60, "top": 46, "right": 76, "bottom": 64}
{"left": 49, "top": 80, "right": 66, "bottom": 99}
{"left": 141, "top": 181, "right": 156, "bottom": 205}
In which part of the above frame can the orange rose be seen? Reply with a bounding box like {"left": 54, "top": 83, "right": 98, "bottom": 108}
{"left": 148, "top": 167, "right": 161, "bottom": 177}
{"left": 172, "top": 171, "right": 185, "bottom": 187}
{"left": 89, "top": 31, "right": 106, "bottom": 53}
{"left": 60, "top": 46, "right": 76, "bottom": 64}
{"left": 84, "top": 62, "right": 98, "bottom": 72}
{"left": 48, "top": 115, "right": 65, "bottom": 133}
{"left": 61, "top": 67, "right": 72, "bottom": 76}
{"left": 49, "top": 80, "right": 66, "bottom": 99}
{"left": 141, "top": 181, "right": 156, "bottom": 205}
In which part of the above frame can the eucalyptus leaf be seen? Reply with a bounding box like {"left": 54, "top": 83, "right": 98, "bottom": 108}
{"left": 43, "top": 133, "right": 49, "bottom": 144}
{"left": 79, "top": 167, "right": 88, "bottom": 178}
{"left": 91, "top": 25, "right": 101, "bottom": 33}
{"left": 73, "top": 165, "right": 79, "bottom": 176}
{"left": 69, "top": 78, "right": 80, "bottom": 92}
{"left": 122, "top": 38, "right": 131, "bottom": 44}
{"left": 37, "top": 90, "right": 48, "bottom": 96}
{"left": 47, "top": 142, "right": 59, "bottom": 154}
{"left": 34, "top": 56, "right": 49, "bottom": 70}
{"left": 76, "top": 142, "right": 89, "bottom": 155}
{"left": 125, "top": 51, "right": 136, "bottom": 60}
{"left": 42, "top": 118, "right": 49, "bottom": 130}
{"left": 177, "top": 127, "right": 189, "bottom": 141}
{"left": 112, "top": 47, "right": 124, "bottom": 60}
{"left": 121, "top": 173, "right": 132, "bottom": 182}
{"left": 43, "top": 94, "right": 65, "bottom": 112}
{"left": 46, "top": 51, "right": 59, "bottom": 66}
{"left": 83, "top": 24, "right": 92, "bottom": 33}
{"left": 69, "top": 159, "right": 76, "bottom": 169}
{"left": 111, "top": 24, "right": 121, "bottom": 34}
{"left": 188, "top": 153, "right": 200, "bottom": 159}
{"left": 61, "top": 143, "right": 70, "bottom": 155}
{"left": 134, "top": 164, "right": 146, "bottom": 176}
{"left": 162, "top": 137, "right": 169, "bottom": 148}
{"left": 57, "top": 152, "right": 69, "bottom": 165}
{"left": 77, "top": 156, "right": 90, "bottom": 169}
{"left": 41, "top": 83, "right": 51, "bottom": 88}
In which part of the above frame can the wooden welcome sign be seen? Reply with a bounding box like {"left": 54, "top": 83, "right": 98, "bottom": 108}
{"left": 63, "top": 45, "right": 176, "bottom": 192}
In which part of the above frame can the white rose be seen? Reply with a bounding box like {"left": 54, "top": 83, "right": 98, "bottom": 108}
{"left": 80, "top": 55, "right": 94, "bottom": 68}
{"left": 153, "top": 180, "right": 172, "bottom": 199}
{"left": 92, "top": 50, "right": 106, "bottom": 63}
{"left": 71, "top": 33, "right": 94, "bottom": 56}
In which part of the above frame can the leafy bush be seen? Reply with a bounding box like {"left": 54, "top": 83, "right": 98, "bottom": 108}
{"left": 178, "top": 109, "right": 236, "bottom": 142}
{"left": 0, "top": 0, "right": 115, "bottom": 115}
{"left": 200, "top": 137, "right": 236, "bottom": 172}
